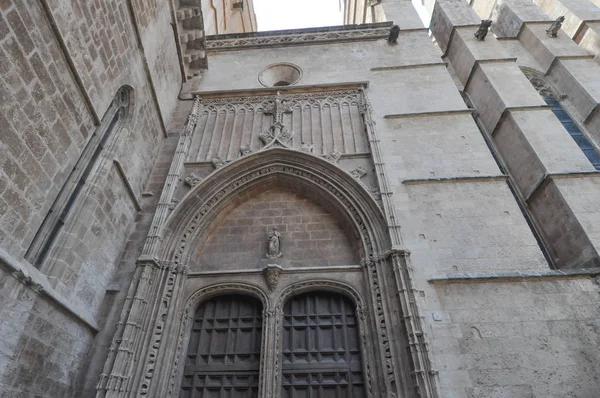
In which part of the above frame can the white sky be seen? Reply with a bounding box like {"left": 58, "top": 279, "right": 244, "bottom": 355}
{"left": 254, "top": 0, "right": 344, "bottom": 31}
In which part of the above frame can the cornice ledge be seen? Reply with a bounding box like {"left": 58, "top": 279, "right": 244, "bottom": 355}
{"left": 428, "top": 268, "right": 600, "bottom": 283}
{"left": 206, "top": 22, "right": 394, "bottom": 51}
{"left": 0, "top": 248, "right": 99, "bottom": 331}
{"left": 403, "top": 174, "right": 507, "bottom": 184}
{"left": 136, "top": 255, "right": 163, "bottom": 268}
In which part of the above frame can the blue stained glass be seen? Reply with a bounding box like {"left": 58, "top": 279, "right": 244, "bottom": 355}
{"left": 543, "top": 95, "right": 600, "bottom": 170}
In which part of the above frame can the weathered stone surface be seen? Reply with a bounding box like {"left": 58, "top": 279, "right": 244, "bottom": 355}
{"left": 2, "top": 0, "right": 600, "bottom": 397}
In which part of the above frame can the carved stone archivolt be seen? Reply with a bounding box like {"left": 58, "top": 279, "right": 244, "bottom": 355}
{"left": 266, "top": 228, "right": 283, "bottom": 259}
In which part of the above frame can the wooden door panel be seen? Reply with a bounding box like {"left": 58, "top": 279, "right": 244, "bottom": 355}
{"left": 282, "top": 292, "right": 365, "bottom": 398}
{"left": 181, "top": 295, "right": 262, "bottom": 398}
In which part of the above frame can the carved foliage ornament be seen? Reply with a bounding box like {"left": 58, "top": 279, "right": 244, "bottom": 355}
{"left": 206, "top": 27, "right": 391, "bottom": 51}
{"left": 184, "top": 173, "right": 202, "bottom": 188}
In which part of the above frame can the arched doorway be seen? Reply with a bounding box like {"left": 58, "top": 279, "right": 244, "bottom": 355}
{"left": 180, "top": 294, "right": 263, "bottom": 398}
{"left": 281, "top": 292, "right": 365, "bottom": 397}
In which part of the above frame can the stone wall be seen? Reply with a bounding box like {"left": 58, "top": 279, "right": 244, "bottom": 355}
{"left": 427, "top": 277, "right": 600, "bottom": 397}
{"left": 0, "top": 0, "right": 181, "bottom": 396}
{"left": 194, "top": 187, "right": 359, "bottom": 270}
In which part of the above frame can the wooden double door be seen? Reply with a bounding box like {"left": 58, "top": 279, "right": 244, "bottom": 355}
{"left": 180, "top": 292, "right": 365, "bottom": 398}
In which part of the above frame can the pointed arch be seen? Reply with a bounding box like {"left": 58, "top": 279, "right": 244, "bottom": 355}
{"left": 160, "top": 148, "right": 390, "bottom": 265}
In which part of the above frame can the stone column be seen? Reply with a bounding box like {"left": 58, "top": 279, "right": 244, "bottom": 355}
{"left": 432, "top": 0, "right": 600, "bottom": 269}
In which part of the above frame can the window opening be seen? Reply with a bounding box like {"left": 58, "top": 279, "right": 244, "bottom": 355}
{"left": 543, "top": 95, "right": 600, "bottom": 170}
{"left": 25, "top": 87, "right": 130, "bottom": 268}
{"left": 282, "top": 292, "right": 365, "bottom": 397}
{"left": 180, "top": 294, "right": 263, "bottom": 398}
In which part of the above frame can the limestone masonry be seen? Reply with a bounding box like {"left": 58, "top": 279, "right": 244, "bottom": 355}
{"left": 1, "top": 0, "right": 600, "bottom": 397}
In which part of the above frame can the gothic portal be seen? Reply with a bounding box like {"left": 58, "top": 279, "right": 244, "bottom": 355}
{"left": 2, "top": 0, "right": 600, "bottom": 397}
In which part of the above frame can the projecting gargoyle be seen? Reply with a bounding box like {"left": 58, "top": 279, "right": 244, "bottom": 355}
{"left": 388, "top": 25, "right": 400, "bottom": 44}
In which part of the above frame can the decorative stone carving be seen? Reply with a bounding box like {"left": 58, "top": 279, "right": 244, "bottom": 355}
{"left": 300, "top": 141, "right": 314, "bottom": 154}
{"left": 240, "top": 144, "right": 253, "bottom": 156}
{"left": 168, "top": 198, "right": 180, "bottom": 210}
{"left": 350, "top": 165, "right": 368, "bottom": 180}
{"left": 521, "top": 67, "right": 567, "bottom": 99}
{"left": 262, "top": 264, "right": 283, "bottom": 291}
{"left": 388, "top": 25, "right": 400, "bottom": 44}
{"left": 322, "top": 150, "right": 342, "bottom": 163}
{"left": 191, "top": 90, "right": 369, "bottom": 161}
{"left": 266, "top": 228, "right": 283, "bottom": 258}
{"left": 260, "top": 92, "right": 294, "bottom": 149}
{"left": 212, "top": 157, "right": 229, "bottom": 169}
{"left": 206, "top": 26, "right": 391, "bottom": 51}
{"left": 184, "top": 173, "right": 202, "bottom": 187}
{"left": 546, "top": 16, "right": 565, "bottom": 37}
{"left": 474, "top": 20, "right": 492, "bottom": 41}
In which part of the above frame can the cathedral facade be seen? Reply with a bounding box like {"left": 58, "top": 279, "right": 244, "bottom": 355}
{"left": 1, "top": 0, "right": 600, "bottom": 397}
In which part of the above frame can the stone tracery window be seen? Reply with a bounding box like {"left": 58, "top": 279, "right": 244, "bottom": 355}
{"left": 25, "top": 86, "right": 131, "bottom": 268}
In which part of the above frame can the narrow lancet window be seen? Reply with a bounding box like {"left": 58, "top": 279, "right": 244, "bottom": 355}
{"left": 543, "top": 95, "right": 600, "bottom": 170}
{"left": 25, "top": 87, "right": 131, "bottom": 268}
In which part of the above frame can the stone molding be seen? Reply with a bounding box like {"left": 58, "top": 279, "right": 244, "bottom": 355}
{"left": 0, "top": 248, "right": 99, "bottom": 331}
{"left": 428, "top": 268, "right": 600, "bottom": 283}
{"left": 206, "top": 22, "right": 393, "bottom": 51}
{"left": 162, "top": 148, "right": 391, "bottom": 267}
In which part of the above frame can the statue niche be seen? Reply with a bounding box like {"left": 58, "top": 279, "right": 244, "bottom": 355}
{"left": 190, "top": 186, "right": 360, "bottom": 271}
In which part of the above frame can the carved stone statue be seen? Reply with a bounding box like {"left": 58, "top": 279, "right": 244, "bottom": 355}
{"left": 474, "top": 20, "right": 492, "bottom": 41}
{"left": 388, "top": 25, "right": 400, "bottom": 45}
{"left": 546, "top": 16, "right": 565, "bottom": 37}
{"left": 266, "top": 228, "right": 283, "bottom": 259}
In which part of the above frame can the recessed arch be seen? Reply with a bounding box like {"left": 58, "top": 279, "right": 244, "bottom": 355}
{"left": 161, "top": 148, "right": 390, "bottom": 266}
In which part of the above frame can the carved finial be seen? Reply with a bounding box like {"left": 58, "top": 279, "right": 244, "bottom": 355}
{"left": 266, "top": 228, "right": 283, "bottom": 259}
{"left": 263, "top": 264, "right": 283, "bottom": 291}
{"left": 388, "top": 25, "right": 400, "bottom": 45}
{"left": 184, "top": 173, "right": 202, "bottom": 187}
{"left": 474, "top": 20, "right": 492, "bottom": 41}
{"left": 350, "top": 165, "right": 368, "bottom": 180}
{"left": 300, "top": 141, "right": 314, "bottom": 154}
{"left": 546, "top": 16, "right": 565, "bottom": 37}
{"left": 322, "top": 150, "right": 342, "bottom": 164}
{"left": 240, "top": 144, "right": 253, "bottom": 156}
{"left": 212, "top": 157, "right": 229, "bottom": 169}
